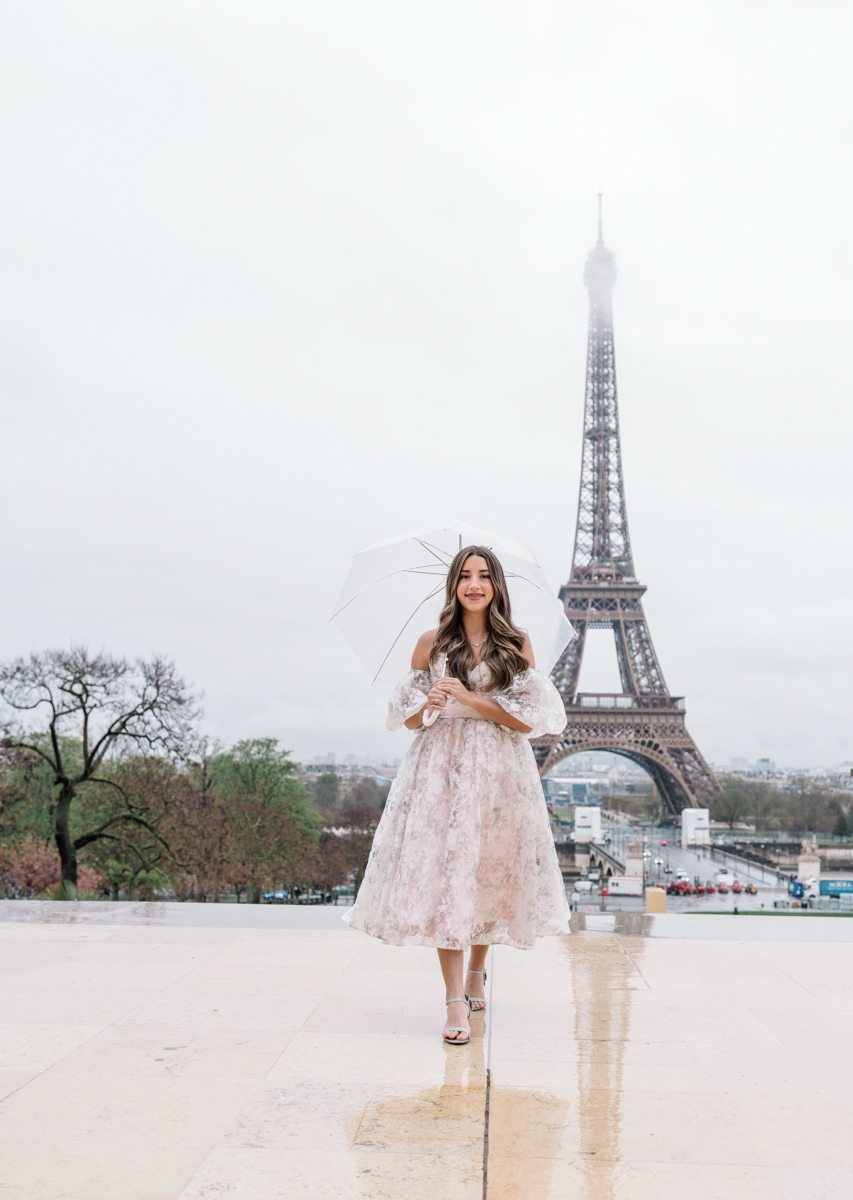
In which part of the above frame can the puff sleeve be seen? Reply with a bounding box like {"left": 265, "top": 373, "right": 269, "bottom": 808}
{"left": 490, "top": 669, "right": 568, "bottom": 739}
{"left": 386, "top": 669, "right": 432, "bottom": 731}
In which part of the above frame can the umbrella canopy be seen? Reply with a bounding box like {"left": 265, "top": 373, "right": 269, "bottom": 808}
{"left": 331, "top": 519, "right": 575, "bottom": 685}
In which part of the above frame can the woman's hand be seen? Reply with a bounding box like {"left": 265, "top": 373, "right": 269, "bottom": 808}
{"left": 432, "top": 677, "right": 473, "bottom": 705}
{"left": 425, "top": 685, "right": 449, "bottom": 711}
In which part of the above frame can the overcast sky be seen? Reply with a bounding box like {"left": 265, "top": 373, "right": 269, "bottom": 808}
{"left": 2, "top": 1, "right": 851, "bottom": 770}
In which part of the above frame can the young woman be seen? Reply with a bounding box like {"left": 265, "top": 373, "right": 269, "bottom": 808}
{"left": 344, "top": 545, "right": 570, "bottom": 1044}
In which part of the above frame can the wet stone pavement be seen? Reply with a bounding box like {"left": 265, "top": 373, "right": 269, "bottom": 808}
{"left": 1, "top": 903, "right": 853, "bottom": 1198}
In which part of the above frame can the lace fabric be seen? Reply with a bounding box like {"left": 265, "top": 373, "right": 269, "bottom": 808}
{"left": 490, "top": 668, "right": 568, "bottom": 739}
{"left": 386, "top": 669, "right": 432, "bottom": 731}
{"left": 345, "top": 662, "right": 571, "bottom": 950}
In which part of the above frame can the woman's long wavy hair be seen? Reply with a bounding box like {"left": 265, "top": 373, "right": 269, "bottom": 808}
{"left": 430, "top": 545, "right": 529, "bottom": 691}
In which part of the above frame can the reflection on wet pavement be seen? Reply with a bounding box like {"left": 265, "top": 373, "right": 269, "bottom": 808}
{"left": 571, "top": 936, "right": 637, "bottom": 1200}
{"left": 353, "top": 1033, "right": 486, "bottom": 1166}
{"left": 484, "top": 934, "right": 640, "bottom": 1199}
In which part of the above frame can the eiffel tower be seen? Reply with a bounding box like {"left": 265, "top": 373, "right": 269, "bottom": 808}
{"left": 535, "top": 205, "right": 719, "bottom": 815}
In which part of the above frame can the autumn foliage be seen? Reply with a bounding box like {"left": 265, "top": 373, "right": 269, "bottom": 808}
{"left": 0, "top": 836, "right": 103, "bottom": 898}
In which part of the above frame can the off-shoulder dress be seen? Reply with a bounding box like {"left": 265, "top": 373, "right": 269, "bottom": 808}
{"left": 343, "top": 662, "right": 571, "bottom": 950}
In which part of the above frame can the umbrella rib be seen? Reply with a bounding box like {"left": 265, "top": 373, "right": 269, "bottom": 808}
{"left": 413, "top": 538, "right": 455, "bottom": 565}
{"left": 502, "top": 573, "right": 545, "bottom": 592}
{"left": 370, "top": 582, "right": 446, "bottom": 683}
{"left": 329, "top": 564, "right": 448, "bottom": 621}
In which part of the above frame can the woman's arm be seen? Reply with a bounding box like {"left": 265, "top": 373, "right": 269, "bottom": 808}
{"left": 430, "top": 679, "right": 533, "bottom": 733}
{"left": 407, "top": 633, "right": 538, "bottom": 733}
{"left": 403, "top": 629, "right": 445, "bottom": 730}
{"left": 430, "top": 635, "right": 537, "bottom": 732}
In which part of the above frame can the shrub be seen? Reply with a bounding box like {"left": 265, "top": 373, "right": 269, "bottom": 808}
{"left": 0, "top": 836, "right": 103, "bottom": 898}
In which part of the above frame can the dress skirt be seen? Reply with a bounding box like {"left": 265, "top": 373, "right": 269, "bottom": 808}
{"left": 343, "top": 666, "right": 571, "bottom": 950}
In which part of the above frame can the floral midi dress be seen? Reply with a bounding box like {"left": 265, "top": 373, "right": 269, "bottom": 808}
{"left": 343, "top": 662, "right": 571, "bottom": 950}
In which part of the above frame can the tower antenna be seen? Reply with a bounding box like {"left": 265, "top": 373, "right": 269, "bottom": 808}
{"left": 597, "top": 192, "right": 603, "bottom": 244}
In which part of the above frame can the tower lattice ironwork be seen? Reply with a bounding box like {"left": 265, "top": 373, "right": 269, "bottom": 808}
{"left": 535, "top": 209, "right": 718, "bottom": 815}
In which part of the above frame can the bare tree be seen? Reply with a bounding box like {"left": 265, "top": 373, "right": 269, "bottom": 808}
{"left": 337, "top": 804, "right": 381, "bottom": 896}
{"left": 786, "top": 777, "right": 835, "bottom": 834}
{"left": 0, "top": 648, "right": 199, "bottom": 898}
{"left": 710, "top": 784, "right": 751, "bottom": 830}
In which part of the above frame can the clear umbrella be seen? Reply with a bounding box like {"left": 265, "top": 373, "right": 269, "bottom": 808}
{"left": 330, "top": 519, "right": 575, "bottom": 686}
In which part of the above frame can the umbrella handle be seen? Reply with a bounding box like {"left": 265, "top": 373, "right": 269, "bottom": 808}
{"left": 422, "top": 653, "right": 446, "bottom": 727}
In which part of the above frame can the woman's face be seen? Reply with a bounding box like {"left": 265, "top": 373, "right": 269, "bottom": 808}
{"left": 456, "top": 555, "right": 494, "bottom": 615}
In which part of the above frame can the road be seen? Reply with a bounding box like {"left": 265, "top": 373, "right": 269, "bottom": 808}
{"left": 586, "top": 822, "right": 789, "bottom": 913}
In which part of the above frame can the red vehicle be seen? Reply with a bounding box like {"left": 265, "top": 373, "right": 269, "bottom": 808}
{"left": 683, "top": 883, "right": 696, "bottom": 895}
{"left": 717, "top": 883, "right": 728, "bottom": 894}
{"left": 660, "top": 840, "right": 668, "bottom": 847}
{"left": 732, "top": 881, "right": 743, "bottom": 894}
{"left": 705, "top": 883, "right": 716, "bottom": 895}
{"left": 696, "top": 884, "right": 706, "bottom": 895}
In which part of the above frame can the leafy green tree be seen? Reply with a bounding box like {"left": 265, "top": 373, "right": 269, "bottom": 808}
{"left": 0, "top": 649, "right": 198, "bottom": 898}
{"left": 211, "top": 738, "right": 319, "bottom": 902}
{"left": 0, "top": 745, "right": 56, "bottom": 844}
{"left": 833, "top": 811, "right": 850, "bottom": 839}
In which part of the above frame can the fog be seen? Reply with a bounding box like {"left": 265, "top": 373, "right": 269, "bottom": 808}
{"left": 1, "top": 1, "right": 851, "bottom": 768}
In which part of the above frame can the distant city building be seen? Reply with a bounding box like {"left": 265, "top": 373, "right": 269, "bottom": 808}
{"left": 754, "top": 758, "right": 776, "bottom": 772}
{"left": 543, "top": 778, "right": 600, "bottom": 801}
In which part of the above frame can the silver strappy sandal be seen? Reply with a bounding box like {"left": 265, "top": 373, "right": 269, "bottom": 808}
{"left": 465, "top": 968, "right": 488, "bottom": 1013}
{"left": 443, "top": 997, "right": 472, "bottom": 1045}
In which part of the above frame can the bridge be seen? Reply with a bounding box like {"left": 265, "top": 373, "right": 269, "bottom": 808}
{"left": 588, "top": 840, "right": 626, "bottom": 879}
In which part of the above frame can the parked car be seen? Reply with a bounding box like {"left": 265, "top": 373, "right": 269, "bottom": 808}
{"left": 717, "top": 883, "right": 728, "bottom": 894}
{"left": 732, "top": 881, "right": 743, "bottom": 894}
{"left": 705, "top": 882, "right": 716, "bottom": 895}
{"left": 653, "top": 856, "right": 663, "bottom": 866}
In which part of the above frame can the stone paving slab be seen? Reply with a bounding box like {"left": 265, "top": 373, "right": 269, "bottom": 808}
{"left": 1, "top": 905, "right": 852, "bottom": 1197}
{"left": 5, "top": 901, "right": 853, "bottom": 942}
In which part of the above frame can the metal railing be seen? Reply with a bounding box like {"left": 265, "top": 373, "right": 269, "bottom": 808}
{"left": 568, "top": 693, "right": 685, "bottom": 711}
{"left": 707, "top": 844, "right": 790, "bottom": 885}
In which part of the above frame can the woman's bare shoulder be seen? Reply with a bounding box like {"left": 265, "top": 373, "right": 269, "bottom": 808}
{"left": 521, "top": 633, "right": 536, "bottom": 670}
{"left": 411, "top": 629, "right": 438, "bottom": 670}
